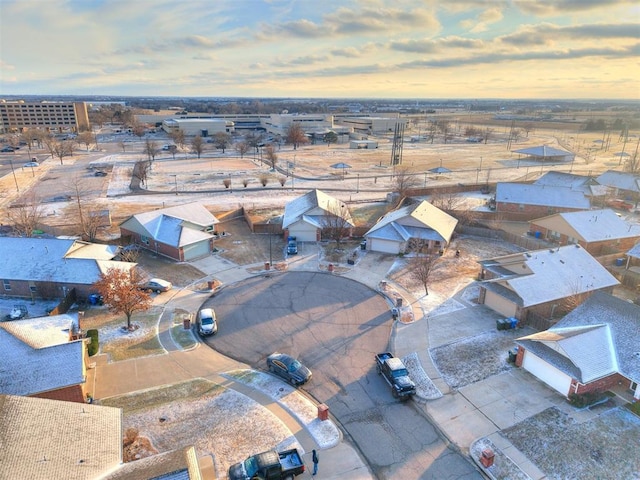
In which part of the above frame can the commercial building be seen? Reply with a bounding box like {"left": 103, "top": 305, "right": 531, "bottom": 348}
{"left": 0, "top": 99, "right": 90, "bottom": 133}
{"left": 161, "top": 118, "right": 235, "bottom": 137}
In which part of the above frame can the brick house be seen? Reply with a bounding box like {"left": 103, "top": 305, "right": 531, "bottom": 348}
{"left": 119, "top": 202, "right": 219, "bottom": 261}
{"left": 478, "top": 244, "right": 619, "bottom": 322}
{"left": 596, "top": 170, "right": 640, "bottom": 207}
{"left": 0, "top": 237, "right": 136, "bottom": 301}
{"left": 495, "top": 182, "right": 591, "bottom": 220}
{"left": 528, "top": 208, "right": 640, "bottom": 256}
{"left": 514, "top": 291, "right": 640, "bottom": 400}
{"left": 0, "top": 313, "right": 88, "bottom": 403}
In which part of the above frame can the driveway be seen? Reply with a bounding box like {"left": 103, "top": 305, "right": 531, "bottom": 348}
{"left": 203, "top": 271, "right": 482, "bottom": 479}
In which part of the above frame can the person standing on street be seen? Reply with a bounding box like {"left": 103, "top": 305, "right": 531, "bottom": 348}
{"left": 312, "top": 449, "right": 319, "bottom": 476}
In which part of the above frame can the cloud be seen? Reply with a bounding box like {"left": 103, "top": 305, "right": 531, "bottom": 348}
{"left": 390, "top": 36, "right": 485, "bottom": 54}
{"left": 460, "top": 7, "right": 504, "bottom": 33}
{"left": 514, "top": 0, "right": 636, "bottom": 15}
{"left": 500, "top": 23, "right": 640, "bottom": 46}
{"left": 326, "top": 7, "right": 440, "bottom": 35}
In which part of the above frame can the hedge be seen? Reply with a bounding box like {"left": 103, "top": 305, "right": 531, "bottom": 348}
{"left": 87, "top": 329, "right": 99, "bottom": 357}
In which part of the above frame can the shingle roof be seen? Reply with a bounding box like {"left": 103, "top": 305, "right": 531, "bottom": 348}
{"left": 102, "top": 446, "right": 201, "bottom": 480}
{"left": 534, "top": 171, "right": 591, "bottom": 189}
{"left": 0, "top": 394, "right": 122, "bottom": 480}
{"left": 365, "top": 200, "right": 458, "bottom": 243}
{"left": 0, "top": 316, "right": 85, "bottom": 396}
{"left": 517, "top": 291, "right": 640, "bottom": 383}
{"left": 531, "top": 209, "right": 640, "bottom": 242}
{"left": 0, "top": 238, "right": 135, "bottom": 284}
{"left": 479, "top": 244, "right": 619, "bottom": 307}
{"left": 627, "top": 242, "right": 640, "bottom": 259}
{"left": 496, "top": 183, "right": 591, "bottom": 209}
{"left": 596, "top": 170, "right": 640, "bottom": 194}
{"left": 283, "top": 189, "right": 353, "bottom": 228}
{"left": 120, "top": 202, "right": 217, "bottom": 248}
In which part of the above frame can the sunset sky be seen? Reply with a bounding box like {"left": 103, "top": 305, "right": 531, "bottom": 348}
{"left": 1, "top": 0, "right": 638, "bottom": 99}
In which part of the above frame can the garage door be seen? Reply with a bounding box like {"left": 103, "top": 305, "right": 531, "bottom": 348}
{"left": 369, "top": 238, "right": 400, "bottom": 254}
{"left": 183, "top": 240, "right": 211, "bottom": 261}
{"left": 484, "top": 289, "right": 517, "bottom": 318}
{"left": 522, "top": 351, "right": 572, "bottom": 396}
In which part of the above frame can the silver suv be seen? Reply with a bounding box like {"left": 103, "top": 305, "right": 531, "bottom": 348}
{"left": 196, "top": 308, "right": 218, "bottom": 336}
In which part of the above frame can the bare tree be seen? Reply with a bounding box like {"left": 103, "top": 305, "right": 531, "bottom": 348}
{"left": 438, "top": 120, "right": 452, "bottom": 144}
{"left": 409, "top": 254, "right": 440, "bottom": 296}
{"left": 5, "top": 194, "right": 45, "bottom": 237}
{"left": 482, "top": 127, "right": 494, "bottom": 144}
{"left": 393, "top": 166, "right": 421, "bottom": 198}
{"left": 132, "top": 123, "right": 146, "bottom": 139}
{"left": 93, "top": 267, "right": 152, "bottom": 331}
{"left": 264, "top": 144, "right": 278, "bottom": 169}
{"left": 429, "top": 187, "right": 471, "bottom": 224}
{"left": 285, "top": 124, "right": 308, "bottom": 150}
{"left": 321, "top": 201, "right": 352, "bottom": 249}
{"left": 45, "top": 138, "right": 75, "bottom": 165}
{"left": 191, "top": 135, "right": 204, "bottom": 158}
{"left": 119, "top": 244, "right": 141, "bottom": 263}
{"left": 213, "top": 132, "right": 232, "bottom": 153}
{"left": 169, "top": 129, "right": 185, "bottom": 149}
{"left": 144, "top": 139, "right": 159, "bottom": 163}
{"left": 428, "top": 120, "right": 438, "bottom": 144}
{"left": 235, "top": 141, "right": 250, "bottom": 159}
{"left": 245, "top": 131, "right": 264, "bottom": 153}
{"left": 77, "top": 131, "right": 94, "bottom": 151}
{"left": 133, "top": 160, "right": 152, "bottom": 187}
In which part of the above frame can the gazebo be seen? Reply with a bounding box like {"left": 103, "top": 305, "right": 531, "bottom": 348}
{"left": 512, "top": 145, "right": 575, "bottom": 162}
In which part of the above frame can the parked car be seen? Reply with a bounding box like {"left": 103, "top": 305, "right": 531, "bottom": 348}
{"left": 228, "top": 448, "right": 305, "bottom": 480}
{"left": 23, "top": 161, "right": 39, "bottom": 167}
{"left": 94, "top": 170, "right": 108, "bottom": 177}
{"left": 267, "top": 352, "right": 312, "bottom": 386}
{"left": 375, "top": 352, "right": 416, "bottom": 400}
{"left": 286, "top": 236, "right": 298, "bottom": 255}
{"left": 1, "top": 146, "right": 16, "bottom": 152}
{"left": 142, "top": 278, "right": 172, "bottom": 293}
{"left": 196, "top": 307, "right": 218, "bottom": 336}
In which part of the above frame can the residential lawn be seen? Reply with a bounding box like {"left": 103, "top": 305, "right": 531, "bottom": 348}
{"left": 81, "top": 307, "right": 164, "bottom": 361}
{"left": 350, "top": 202, "right": 393, "bottom": 227}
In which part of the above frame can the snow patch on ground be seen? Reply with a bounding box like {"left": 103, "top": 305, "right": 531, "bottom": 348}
{"left": 402, "top": 352, "right": 443, "bottom": 400}
{"left": 225, "top": 369, "right": 341, "bottom": 449}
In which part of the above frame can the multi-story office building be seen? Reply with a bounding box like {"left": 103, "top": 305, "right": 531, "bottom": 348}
{"left": 0, "top": 100, "right": 90, "bottom": 133}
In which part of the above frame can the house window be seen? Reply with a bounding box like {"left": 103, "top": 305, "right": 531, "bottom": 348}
{"left": 29, "top": 285, "right": 37, "bottom": 294}
{"left": 2, "top": 279, "right": 10, "bottom": 291}
{"left": 518, "top": 204, "right": 525, "bottom": 211}
{"left": 141, "top": 235, "right": 150, "bottom": 245}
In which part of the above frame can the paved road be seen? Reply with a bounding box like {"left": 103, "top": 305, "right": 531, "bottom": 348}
{"left": 202, "top": 271, "right": 482, "bottom": 479}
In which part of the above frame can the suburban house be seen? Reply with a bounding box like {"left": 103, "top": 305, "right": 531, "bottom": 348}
{"left": 363, "top": 200, "right": 458, "bottom": 254}
{"left": 528, "top": 208, "right": 640, "bottom": 256}
{"left": 0, "top": 237, "right": 135, "bottom": 301}
{"left": 0, "top": 394, "right": 205, "bottom": 479}
{"left": 282, "top": 189, "right": 354, "bottom": 242}
{"left": 478, "top": 244, "right": 619, "bottom": 322}
{"left": 119, "top": 202, "right": 219, "bottom": 261}
{"left": 533, "top": 171, "right": 607, "bottom": 199}
{"left": 0, "top": 313, "right": 88, "bottom": 402}
{"left": 596, "top": 170, "right": 640, "bottom": 206}
{"left": 514, "top": 291, "right": 640, "bottom": 401}
{"left": 494, "top": 183, "right": 591, "bottom": 219}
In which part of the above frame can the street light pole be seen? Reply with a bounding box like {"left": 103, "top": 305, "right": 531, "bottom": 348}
{"left": 170, "top": 174, "right": 178, "bottom": 195}
{"left": 356, "top": 173, "right": 360, "bottom": 193}
{"left": 9, "top": 159, "right": 19, "bottom": 192}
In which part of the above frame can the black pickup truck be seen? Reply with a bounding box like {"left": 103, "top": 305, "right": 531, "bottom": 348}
{"left": 228, "top": 448, "right": 305, "bottom": 480}
{"left": 375, "top": 352, "right": 416, "bottom": 400}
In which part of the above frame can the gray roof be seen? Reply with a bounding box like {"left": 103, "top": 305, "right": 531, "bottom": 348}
{"left": 513, "top": 145, "right": 574, "bottom": 158}
{"left": 0, "top": 394, "right": 122, "bottom": 480}
{"left": 0, "top": 237, "right": 135, "bottom": 285}
{"left": 627, "top": 242, "right": 640, "bottom": 259}
{"left": 283, "top": 189, "right": 353, "bottom": 229}
{"left": 496, "top": 183, "right": 591, "bottom": 209}
{"left": 534, "top": 171, "right": 591, "bottom": 189}
{"left": 596, "top": 170, "right": 640, "bottom": 194}
{"left": 517, "top": 291, "right": 640, "bottom": 384}
{"left": 479, "top": 244, "right": 619, "bottom": 307}
{"left": 102, "top": 446, "right": 201, "bottom": 480}
{"left": 365, "top": 200, "right": 458, "bottom": 243}
{"left": 0, "top": 315, "right": 85, "bottom": 396}
{"left": 120, "top": 202, "right": 217, "bottom": 248}
{"left": 531, "top": 209, "right": 640, "bottom": 242}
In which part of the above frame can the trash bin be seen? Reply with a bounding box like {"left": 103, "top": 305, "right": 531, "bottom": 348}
{"left": 391, "top": 308, "right": 399, "bottom": 320}
{"left": 509, "top": 317, "right": 518, "bottom": 329}
{"left": 508, "top": 350, "right": 517, "bottom": 363}
{"left": 534, "top": 231, "right": 541, "bottom": 238}
{"left": 496, "top": 319, "right": 505, "bottom": 330}
{"left": 396, "top": 297, "right": 403, "bottom": 307}
{"left": 616, "top": 258, "right": 625, "bottom": 267}
{"left": 88, "top": 294, "right": 98, "bottom": 305}
{"left": 328, "top": 264, "right": 334, "bottom": 272}
{"left": 347, "top": 259, "right": 355, "bottom": 265}
{"left": 183, "top": 317, "right": 191, "bottom": 330}
{"left": 480, "top": 448, "right": 495, "bottom": 468}
{"left": 318, "top": 404, "right": 329, "bottom": 421}
{"left": 360, "top": 240, "right": 367, "bottom": 250}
